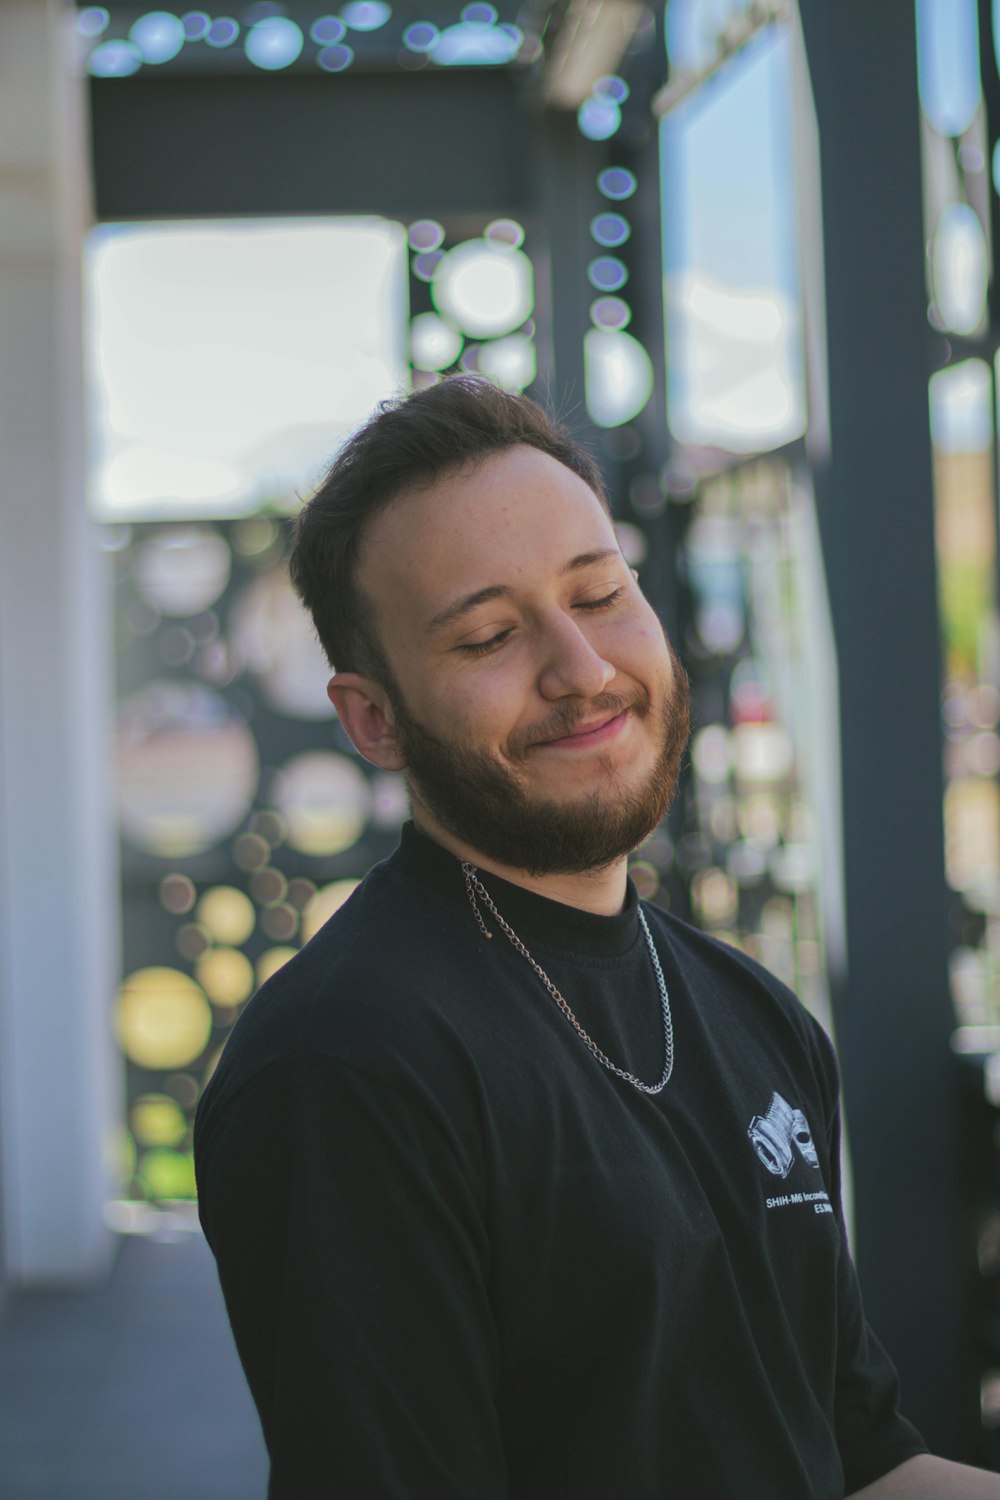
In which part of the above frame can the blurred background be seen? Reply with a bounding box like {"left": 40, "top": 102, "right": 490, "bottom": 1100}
{"left": 0, "top": 0, "right": 998, "bottom": 1492}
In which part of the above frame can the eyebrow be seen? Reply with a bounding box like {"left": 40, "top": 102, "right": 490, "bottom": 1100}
{"left": 425, "top": 549, "right": 622, "bottom": 634}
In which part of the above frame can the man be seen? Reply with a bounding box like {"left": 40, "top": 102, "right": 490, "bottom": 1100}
{"left": 195, "top": 376, "right": 996, "bottom": 1497}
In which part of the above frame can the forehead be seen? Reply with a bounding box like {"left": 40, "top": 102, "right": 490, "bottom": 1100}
{"left": 359, "top": 445, "right": 617, "bottom": 617}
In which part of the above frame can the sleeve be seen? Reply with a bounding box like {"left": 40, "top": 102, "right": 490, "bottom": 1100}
{"left": 819, "top": 1040, "right": 928, "bottom": 1492}
{"left": 196, "top": 1053, "right": 507, "bottom": 1499}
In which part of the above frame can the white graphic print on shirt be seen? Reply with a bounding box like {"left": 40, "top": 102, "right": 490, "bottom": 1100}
{"left": 749, "top": 1091, "right": 833, "bottom": 1215}
{"left": 748, "top": 1091, "right": 821, "bottom": 1177}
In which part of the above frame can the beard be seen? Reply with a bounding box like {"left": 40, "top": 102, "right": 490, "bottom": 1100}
{"left": 387, "top": 646, "right": 691, "bottom": 877}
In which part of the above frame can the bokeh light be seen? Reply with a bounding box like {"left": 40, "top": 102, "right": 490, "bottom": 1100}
{"left": 484, "top": 219, "right": 525, "bottom": 249}
{"left": 244, "top": 16, "right": 304, "bottom": 69}
{"left": 116, "top": 681, "right": 259, "bottom": 857}
{"left": 301, "top": 880, "right": 361, "bottom": 943}
{"left": 261, "top": 903, "right": 299, "bottom": 941}
{"left": 251, "top": 866, "right": 288, "bottom": 905}
{"left": 229, "top": 569, "right": 335, "bottom": 719}
{"left": 196, "top": 886, "right": 255, "bottom": 945}
{"left": 598, "top": 167, "right": 637, "bottom": 200}
{"left": 590, "top": 295, "right": 631, "bottom": 330}
{"left": 177, "top": 923, "right": 210, "bottom": 961}
{"left": 408, "top": 219, "right": 445, "bottom": 252}
{"left": 588, "top": 257, "right": 629, "bottom": 292}
{"left": 614, "top": 521, "right": 649, "bottom": 569}
{"left": 341, "top": 1, "right": 391, "bottom": 30}
{"left": 731, "top": 722, "right": 794, "bottom": 785}
{"left": 403, "top": 21, "right": 439, "bottom": 52}
{"left": 160, "top": 625, "right": 196, "bottom": 667}
{"left": 232, "top": 516, "right": 280, "bottom": 558}
{"left": 182, "top": 11, "right": 211, "bottom": 41}
{"left": 694, "top": 867, "right": 739, "bottom": 927}
{"left": 88, "top": 40, "right": 143, "bottom": 77}
{"left": 591, "top": 212, "right": 631, "bottom": 248}
{"left": 629, "top": 860, "right": 660, "bottom": 899}
{"left": 311, "top": 16, "right": 346, "bottom": 44}
{"left": 287, "top": 876, "right": 317, "bottom": 909}
{"left": 254, "top": 808, "right": 287, "bottom": 845}
{"left": 371, "top": 773, "right": 409, "bottom": 827}
{"left": 412, "top": 249, "right": 444, "bottom": 281}
{"left": 165, "top": 1072, "right": 200, "bottom": 1109}
{"left": 233, "top": 831, "right": 271, "bottom": 871}
{"left": 132, "top": 1094, "right": 188, "bottom": 1148}
{"left": 584, "top": 329, "right": 654, "bottom": 427}
{"left": 206, "top": 17, "right": 240, "bottom": 47}
{"left": 135, "top": 527, "right": 231, "bottom": 615}
{"left": 257, "top": 947, "right": 298, "bottom": 984}
{"left": 195, "top": 946, "right": 256, "bottom": 1007}
{"left": 692, "top": 724, "right": 732, "bottom": 784}
{"left": 411, "top": 311, "right": 463, "bottom": 371}
{"left": 159, "top": 873, "right": 196, "bottom": 915}
{"left": 594, "top": 74, "right": 629, "bottom": 103}
{"left": 77, "top": 7, "right": 110, "bottom": 37}
{"left": 116, "top": 967, "right": 213, "bottom": 1069}
{"left": 274, "top": 751, "right": 372, "bottom": 856}
{"left": 433, "top": 240, "right": 533, "bottom": 338}
{"left": 137, "top": 1149, "right": 197, "bottom": 1199}
{"left": 478, "top": 334, "right": 536, "bottom": 391}
{"left": 130, "top": 11, "right": 186, "bottom": 64}
{"left": 578, "top": 97, "right": 621, "bottom": 141}
{"left": 318, "top": 44, "right": 354, "bottom": 70}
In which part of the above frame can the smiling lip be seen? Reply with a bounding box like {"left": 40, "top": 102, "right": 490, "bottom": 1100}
{"left": 535, "top": 708, "right": 630, "bottom": 750}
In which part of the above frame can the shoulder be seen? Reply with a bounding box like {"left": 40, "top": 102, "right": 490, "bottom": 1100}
{"left": 643, "top": 902, "right": 839, "bottom": 1094}
{"left": 195, "top": 854, "right": 490, "bottom": 1139}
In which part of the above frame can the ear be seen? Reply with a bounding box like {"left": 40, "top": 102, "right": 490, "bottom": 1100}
{"left": 327, "top": 672, "right": 407, "bottom": 772}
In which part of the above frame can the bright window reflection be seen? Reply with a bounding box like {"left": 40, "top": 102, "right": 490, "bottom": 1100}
{"left": 928, "top": 359, "right": 1000, "bottom": 1022}
{"left": 85, "top": 218, "right": 408, "bottom": 519}
{"left": 670, "top": 458, "right": 838, "bottom": 1034}
{"left": 933, "top": 203, "right": 989, "bottom": 335}
{"left": 659, "top": 23, "right": 805, "bottom": 454}
{"left": 665, "top": 0, "right": 754, "bottom": 76}
{"left": 916, "top": 0, "right": 982, "bottom": 138}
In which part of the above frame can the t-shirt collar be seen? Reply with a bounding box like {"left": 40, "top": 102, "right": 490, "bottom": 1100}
{"left": 392, "top": 820, "right": 641, "bottom": 960}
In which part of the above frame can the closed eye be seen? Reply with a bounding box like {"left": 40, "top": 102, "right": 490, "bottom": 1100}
{"left": 457, "top": 628, "right": 515, "bottom": 657}
{"left": 575, "top": 587, "right": 625, "bottom": 612}
{"left": 456, "top": 589, "right": 625, "bottom": 657}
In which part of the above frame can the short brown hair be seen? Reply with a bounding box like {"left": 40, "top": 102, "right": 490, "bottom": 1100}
{"left": 289, "top": 375, "right": 608, "bottom": 682}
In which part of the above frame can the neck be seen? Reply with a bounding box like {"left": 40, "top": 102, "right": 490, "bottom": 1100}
{"left": 410, "top": 805, "right": 629, "bottom": 917}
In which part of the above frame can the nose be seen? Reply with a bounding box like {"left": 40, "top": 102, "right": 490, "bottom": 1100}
{"left": 536, "top": 613, "right": 615, "bottom": 701}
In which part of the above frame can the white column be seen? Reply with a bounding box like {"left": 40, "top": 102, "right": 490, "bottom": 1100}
{"left": 0, "top": 0, "right": 119, "bottom": 1283}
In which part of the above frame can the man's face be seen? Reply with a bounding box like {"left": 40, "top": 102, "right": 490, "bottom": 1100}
{"left": 356, "top": 444, "right": 690, "bottom": 875}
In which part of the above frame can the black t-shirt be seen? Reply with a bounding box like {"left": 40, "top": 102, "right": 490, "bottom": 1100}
{"left": 195, "top": 823, "right": 925, "bottom": 1498}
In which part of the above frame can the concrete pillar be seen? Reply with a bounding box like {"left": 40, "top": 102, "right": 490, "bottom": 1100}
{"left": 0, "top": 0, "right": 119, "bottom": 1283}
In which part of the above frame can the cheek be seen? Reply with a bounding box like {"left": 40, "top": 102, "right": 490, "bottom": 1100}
{"left": 608, "top": 606, "right": 669, "bottom": 669}
{"left": 414, "top": 669, "right": 519, "bottom": 744}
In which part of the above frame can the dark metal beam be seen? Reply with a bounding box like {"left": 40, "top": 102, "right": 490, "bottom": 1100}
{"left": 89, "top": 69, "right": 534, "bottom": 221}
{"left": 798, "top": 0, "right": 965, "bottom": 1457}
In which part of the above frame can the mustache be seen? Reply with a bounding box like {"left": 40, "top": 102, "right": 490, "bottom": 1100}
{"left": 509, "top": 689, "right": 651, "bottom": 760}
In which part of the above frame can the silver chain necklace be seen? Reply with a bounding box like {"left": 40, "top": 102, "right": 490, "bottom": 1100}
{"left": 461, "top": 861, "right": 675, "bottom": 1095}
